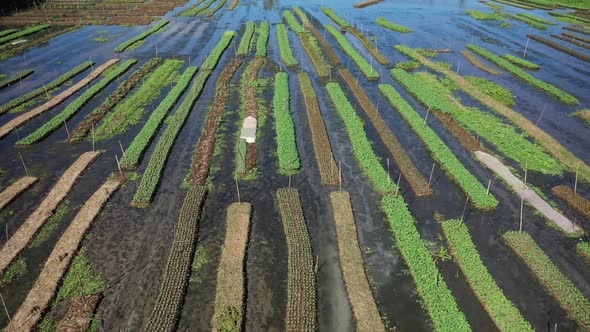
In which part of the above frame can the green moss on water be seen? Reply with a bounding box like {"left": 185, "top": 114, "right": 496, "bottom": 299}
{"left": 190, "top": 244, "right": 209, "bottom": 283}
{"left": 54, "top": 247, "right": 106, "bottom": 303}
{"left": 29, "top": 200, "right": 70, "bottom": 249}
{"left": 37, "top": 317, "right": 57, "bottom": 332}
{"left": 0, "top": 257, "right": 27, "bottom": 288}
{"left": 395, "top": 61, "right": 422, "bottom": 71}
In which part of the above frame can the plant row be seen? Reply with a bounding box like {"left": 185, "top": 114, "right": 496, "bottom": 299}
{"left": 516, "top": 13, "right": 555, "bottom": 25}
{"left": 237, "top": 21, "right": 255, "bottom": 56}
{"left": 460, "top": 49, "right": 502, "bottom": 75}
{"left": 255, "top": 21, "right": 269, "bottom": 57}
{"left": 549, "top": 11, "right": 590, "bottom": 24}
{"left": 203, "top": 31, "right": 235, "bottom": 70}
{"left": 0, "top": 28, "right": 17, "bottom": 38}
{"left": 503, "top": 231, "right": 590, "bottom": 330}
{"left": 381, "top": 195, "right": 471, "bottom": 331}
{"left": 17, "top": 59, "right": 137, "bottom": 145}
{"left": 379, "top": 83, "right": 499, "bottom": 210}
{"left": 273, "top": 72, "right": 301, "bottom": 174}
{"left": 144, "top": 185, "right": 208, "bottom": 331}
{"left": 0, "top": 61, "right": 93, "bottom": 115}
{"left": 202, "top": 0, "right": 228, "bottom": 16}
{"left": 392, "top": 68, "right": 562, "bottom": 175}
{"left": 120, "top": 66, "right": 198, "bottom": 169}
{"left": 376, "top": 17, "right": 413, "bottom": 33}
{"left": 0, "top": 69, "right": 34, "bottom": 90}
{"left": 186, "top": 0, "right": 217, "bottom": 16}
{"left": 276, "top": 24, "right": 298, "bottom": 67}
{"left": 326, "top": 82, "right": 397, "bottom": 194}
{"left": 297, "top": 26, "right": 330, "bottom": 77}
{"left": 345, "top": 25, "right": 389, "bottom": 65}
{"left": 95, "top": 59, "right": 184, "bottom": 141}
{"left": 114, "top": 19, "right": 169, "bottom": 52}
{"left": 466, "top": 44, "right": 579, "bottom": 104}
{"left": 578, "top": 242, "right": 590, "bottom": 264}
{"left": 276, "top": 188, "right": 317, "bottom": 332}
{"left": 502, "top": 13, "right": 547, "bottom": 30}
{"left": 283, "top": 10, "right": 305, "bottom": 33}
{"left": 526, "top": 34, "right": 590, "bottom": 63}
{"left": 326, "top": 25, "right": 379, "bottom": 80}
{"left": 177, "top": 0, "right": 207, "bottom": 16}
{"left": 551, "top": 185, "right": 590, "bottom": 220}
{"left": 298, "top": 72, "right": 339, "bottom": 185}
{"left": 441, "top": 220, "right": 533, "bottom": 331}
{"left": 551, "top": 33, "right": 590, "bottom": 50}
{"left": 465, "top": 9, "right": 505, "bottom": 21}
{"left": 0, "top": 24, "right": 50, "bottom": 45}
{"left": 69, "top": 58, "right": 162, "bottom": 142}
{"left": 293, "top": 6, "right": 310, "bottom": 25}
{"left": 443, "top": 74, "right": 515, "bottom": 106}
{"left": 0, "top": 176, "right": 38, "bottom": 211}
{"left": 321, "top": 7, "right": 350, "bottom": 27}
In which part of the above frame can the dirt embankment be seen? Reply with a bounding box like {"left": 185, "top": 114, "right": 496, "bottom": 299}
{"left": 0, "top": 176, "right": 37, "bottom": 210}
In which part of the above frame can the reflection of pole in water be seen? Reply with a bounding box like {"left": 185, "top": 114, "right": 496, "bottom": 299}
{"left": 523, "top": 38, "right": 530, "bottom": 58}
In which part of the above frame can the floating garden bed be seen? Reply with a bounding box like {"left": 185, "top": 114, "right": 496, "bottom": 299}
{"left": 526, "top": 34, "right": 590, "bottom": 63}
{"left": 237, "top": 21, "right": 254, "bottom": 56}
{"left": 273, "top": 72, "right": 301, "bottom": 174}
{"left": 114, "top": 19, "right": 169, "bottom": 52}
{"left": 0, "top": 176, "right": 38, "bottom": 211}
{"left": 277, "top": 23, "right": 298, "bottom": 68}
{"left": 0, "top": 24, "right": 49, "bottom": 45}
{"left": 326, "top": 25, "right": 379, "bottom": 80}
{"left": 502, "top": 54, "right": 540, "bottom": 70}
{"left": 551, "top": 185, "right": 590, "bottom": 220}
{"left": 0, "top": 69, "right": 34, "bottom": 90}
{"left": 461, "top": 50, "right": 502, "bottom": 75}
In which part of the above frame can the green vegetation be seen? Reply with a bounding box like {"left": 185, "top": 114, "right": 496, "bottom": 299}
{"left": 441, "top": 220, "right": 533, "bottom": 331}
{"left": 502, "top": 54, "right": 540, "bottom": 70}
{"left": 573, "top": 109, "right": 590, "bottom": 124}
{"left": 467, "top": 44, "right": 578, "bottom": 104}
{"left": 379, "top": 83, "right": 498, "bottom": 210}
{"left": 283, "top": 10, "right": 305, "bottom": 34}
{"left": 277, "top": 24, "right": 298, "bottom": 67}
{"left": 516, "top": 13, "right": 556, "bottom": 25}
{"left": 17, "top": 60, "right": 137, "bottom": 145}
{"left": 466, "top": 10, "right": 505, "bottom": 21}
{"left": 29, "top": 200, "right": 70, "bottom": 248}
{"left": 326, "top": 25, "right": 379, "bottom": 80}
{"left": 0, "top": 29, "right": 17, "bottom": 38}
{"left": 0, "top": 61, "right": 92, "bottom": 115}
{"left": 501, "top": 13, "right": 547, "bottom": 29}
{"left": 321, "top": 7, "right": 350, "bottom": 27}
{"left": 95, "top": 59, "right": 183, "bottom": 140}
{"left": 395, "top": 61, "right": 422, "bottom": 71}
{"left": 0, "top": 258, "right": 27, "bottom": 288}
{"left": 381, "top": 196, "right": 471, "bottom": 332}
{"left": 114, "top": 20, "right": 169, "bottom": 52}
{"left": 0, "top": 24, "right": 50, "bottom": 45}
{"left": 202, "top": 0, "right": 228, "bottom": 16}
{"left": 121, "top": 66, "right": 198, "bottom": 169}
{"left": 503, "top": 232, "right": 590, "bottom": 330}
{"left": 578, "top": 242, "right": 590, "bottom": 264}
{"left": 273, "top": 72, "right": 300, "bottom": 174}
{"left": 293, "top": 6, "right": 310, "bottom": 25}
{"left": 326, "top": 83, "right": 396, "bottom": 194}
{"left": 55, "top": 247, "right": 106, "bottom": 303}
{"left": 441, "top": 75, "right": 516, "bottom": 106}
{"left": 376, "top": 17, "right": 413, "bottom": 33}
{"left": 0, "top": 69, "right": 34, "bottom": 90}
{"left": 204, "top": 31, "right": 235, "bottom": 70}
{"left": 255, "top": 22, "right": 270, "bottom": 57}
{"left": 549, "top": 11, "right": 590, "bottom": 24}
{"left": 237, "top": 21, "right": 255, "bottom": 56}
{"left": 483, "top": 1, "right": 504, "bottom": 9}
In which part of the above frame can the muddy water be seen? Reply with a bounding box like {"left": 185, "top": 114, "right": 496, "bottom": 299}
{"left": 1, "top": 0, "right": 589, "bottom": 331}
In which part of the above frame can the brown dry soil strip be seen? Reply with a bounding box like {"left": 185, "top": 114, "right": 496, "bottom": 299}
{"left": 56, "top": 294, "right": 101, "bottom": 332}
{"left": 339, "top": 68, "right": 432, "bottom": 197}
{"left": 305, "top": 23, "right": 343, "bottom": 67}
{"left": 551, "top": 34, "right": 590, "bottom": 50}
{"left": 564, "top": 26, "right": 590, "bottom": 37}
{"left": 242, "top": 58, "right": 265, "bottom": 175}
{"left": 211, "top": 202, "right": 252, "bottom": 332}
{"left": 527, "top": 34, "right": 590, "bottom": 63}
{"left": 276, "top": 187, "right": 316, "bottom": 331}
{"left": 408, "top": 49, "right": 590, "bottom": 184}
{"left": 461, "top": 50, "right": 502, "bottom": 75}
{"left": 298, "top": 72, "right": 339, "bottom": 185}
{"left": 7, "top": 178, "right": 120, "bottom": 331}
{"left": 562, "top": 32, "right": 590, "bottom": 44}
{"left": 431, "top": 108, "right": 487, "bottom": 153}
{"left": 0, "top": 176, "right": 37, "bottom": 211}
{"left": 330, "top": 191, "right": 385, "bottom": 331}
{"left": 552, "top": 185, "right": 590, "bottom": 221}
{"left": 144, "top": 185, "right": 207, "bottom": 332}
{"left": 0, "top": 59, "right": 119, "bottom": 140}
{"left": 354, "top": 0, "right": 383, "bottom": 8}
{"left": 188, "top": 59, "right": 242, "bottom": 185}
{"left": 69, "top": 58, "right": 162, "bottom": 142}
{"left": 345, "top": 27, "right": 389, "bottom": 65}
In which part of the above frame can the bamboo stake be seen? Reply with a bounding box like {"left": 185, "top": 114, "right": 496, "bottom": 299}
{"left": 424, "top": 107, "right": 430, "bottom": 125}
{"left": 64, "top": 120, "right": 70, "bottom": 139}
{"left": 119, "top": 140, "right": 125, "bottom": 157}
{"left": 460, "top": 196, "right": 469, "bottom": 222}
{"left": 115, "top": 154, "right": 122, "bottom": 174}
{"left": 18, "top": 152, "right": 28, "bottom": 176}
{"left": 428, "top": 163, "right": 435, "bottom": 185}
{"left": 574, "top": 162, "right": 579, "bottom": 195}
{"left": 0, "top": 291, "right": 11, "bottom": 326}
{"left": 486, "top": 179, "right": 491, "bottom": 197}
{"left": 395, "top": 174, "right": 401, "bottom": 196}
{"left": 235, "top": 178, "right": 241, "bottom": 203}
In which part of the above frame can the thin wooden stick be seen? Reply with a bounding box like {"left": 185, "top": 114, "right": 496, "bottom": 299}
{"left": 428, "top": 163, "right": 435, "bottom": 185}
{"left": 235, "top": 178, "right": 241, "bottom": 203}
{"left": 18, "top": 151, "right": 28, "bottom": 176}
{"left": 0, "top": 291, "right": 11, "bottom": 326}
{"left": 115, "top": 154, "right": 122, "bottom": 174}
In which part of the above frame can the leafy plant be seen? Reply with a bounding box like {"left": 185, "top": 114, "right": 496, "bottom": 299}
{"left": 114, "top": 20, "right": 169, "bottom": 52}
{"left": 255, "top": 22, "right": 269, "bottom": 57}
{"left": 237, "top": 21, "right": 255, "bottom": 56}
{"left": 321, "top": 7, "right": 350, "bottom": 27}
{"left": 376, "top": 17, "right": 412, "bottom": 33}
{"left": 326, "top": 25, "right": 379, "bottom": 80}
{"left": 277, "top": 24, "right": 298, "bottom": 67}
{"left": 55, "top": 247, "right": 106, "bottom": 303}
{"left": 395, "top": 61, "right": 421, "bottom": 71}
{"left": 465, "top": 10, "right": 505, "bottom": 21}
{"left": 578, "top": 242, "right": 590, "bottom": 264}
{"left": 273, "top": 72, "right": 300, "bottom": 174}
{"left": 283, "top": 10, "right": 305, "bottom": 33}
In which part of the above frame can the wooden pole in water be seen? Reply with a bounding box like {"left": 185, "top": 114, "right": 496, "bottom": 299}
{"left": 486, "top": 179, "right": 491, "bottom": 197}
{"left": 64, "top": 120, "right": 70, "bottom": 140}
{"left": 119, "top": 141, "right": 125, "bottom": 157}
{"left": 424, "top": 107, "right": 430, "bottom": 125}
{"left": 18, "top": 151, "right": 28, "bottom": 176}
{"left": 235, "top": 178, "right": 241, "bottom": 203}
{"left": 0, "top": 291, "right": 11, "bottom": 326}
{"left": 395, "top": 174, "right": 401, "bottom": 196}
{"left": 460, "top": 196, "right": 469, "bottom": 223}
{"left": 536, "top": 105, "right": 546, "bottom": 125}
{"left": 523, "top": 38, "right": 530, "bottom": 58}
{"left": 428, "top": 163, "right": 435, "bottom": 185}
{"left": 115, "top": 154, "right": 122, "bottom": 175}
{"left": 339, "top": 161, "right": 342, "bottom": 192}
{"left": 91, "top": 123, "right": 95, "bottom": 152}
{"left": 574, "top": 162, "right": 579, "bottom": 195}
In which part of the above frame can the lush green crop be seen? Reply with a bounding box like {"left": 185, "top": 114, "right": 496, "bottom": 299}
{"left": 549, "top": 11, "right": 590, "bottom": 24}
{"left": 255, "top": 22, "right": 269, "bottom": 57}
{"left": 0, "top": 61, "right": 93, "bottom": 114}
{"left": 578, "top": 242, "right": 590, "bottom": 264}
{"left": 381, "top": 196, "right": 471, "bottom": 332}
{"left": 277, "top": 24, "right": 298, "bottom": 67}
{"left": 273, "top": 72, "right": 300, "bottom": 174}
{"left": 516, "top": 13, "right": 556, "bottom": 25}
{"left": 203, "top": 31, "right": 235, "bottom": 70}
{"left": 502, "top": 54, "right": 540, "bottom": 70}
{"left": 120, "top": 66, "right": 198, "bottom": 169}
{"left": 379, "top": 83, "right": 498, "bottom": 210}
{"left": 237, "top": 21, "right": 255, "bottom": 56}
{"left": 0, "top": 29, "right": 17, "bottom": 38}
{"left": 502, "top": 13, "right": 547, "bottom": 29}
{"left": 54, "top": 247, "right": 106, "bottom": 303}
{"left": 326, "top": 25, "right": 379, "bottom": 80}
{"left": 180, "top": 0, "right": 212, "bottom": 16}
{"left": 504, "top": 232, "right": 590, "bottom": 330}
{"left": 376, "top": 17, "right": 412, "bottom": 33}
{"left": 293, "top": 6, "right": 310, "bottom": 25}
{"left": 441, "top": 220, "right": 534, "bottom": 331}
{"left": 114, "top": 20, "right": 169, "bottom": 52}
{"left": 326, "top": 83, "right": 396, "bottom": 194}
{"left": 0, "top": 69, "right": 34, "bottom": 90}
{"left": 466, "top": 44, "right": 578, "bottom": 104}
{"left": 466, "top": 10, "right": 505, "bottom": 21}
{"left": 17, "top": 60, "right": 137, "bottom": 145}
{"left": 283, "top": 10, "right": 305, "bottom": 34}
{"left": 395, "top": 61, "right": 421, "bottom": 71}
{"left": 0, "top": 24, "right": 49, "bottom": 45}
{"left": 202, "top": 0, "right": 228, "bottom": 16}
{"left": 321, "top": 7, "right": 350, "bottom": 27}
{"left": 464, "top": 76, "right": 515, "bottom": 106}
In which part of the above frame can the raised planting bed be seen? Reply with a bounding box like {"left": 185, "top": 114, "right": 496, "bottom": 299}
{"left": 0, "top": 151, "right": 100, "bottom": 274}
{"left": 338, "top": 68, "right": 432, "bottom": 197}
{"left": 574, "top": 109, "right": 590, "bottom": 124}
{"left": 187, "top": 59, "right": 242, "bottom": 185}
{"left": 376, "top": 17, "right": 413, "bottom": 33}
{"left": 114, "top": 19, "right": 169, "bottom": 52}
{"left": 255, "top": 21, "right": 269, "bottom": 57}
{"left": 0, "top": 59, "right": 118, "bottom": 141}
{"left": 503, "top": 231, "right": 590, "bottom": 330}
{"left": 202, "top": 0, "right": 228, "bottom": 16}
{"left": 298, "top": 72, "right": 339, "bottom": 185}
{"left": 381, "top": 195, "right": 471, "bottom": 331}
{"left": 0, "top": 69, "right": 33, "bottom": 90}
{"left": 0, "top": 28, "right": 17, "bottom": 37}
{"left": 516, "top": 13, "right": 556, "bottom": 25}
{"left": 441, "top": 220, "right": 533, "bottom": 331}
{"left": 467, "top": 44, "right": 578, "bottom": 104}
{"left": 120, "top": 66, "right": 198, "bottom": 169}
{"left": 0, "top": 24, "right": 49, "bottom": 45}
{"left": 526, "top": 33, "right": 590, "bottom": 63}
{"left": 549, "top": 11, "right": 590, "bottom": 24}
{"left": 298, "top": 29, "right": 330, "bottom": 78}
{"left": 326, "top": 82, "right": 397, "bottom": 194}
{"left": 276, "top": 187, "right": 317, "bottom": 332}
{"left": 273, "top": 72, "right": 301, "bottom": 174}
{"left": 466, "top": 9, "right": 505, "bottom": 21}
{"left": 7, "top": 178, "right": 121, "bottom": 331}
{"left": 144, "top": 185, "right": 208, "bottom": 331}
{"left": 283, "top": 10, "right": 305, "bottom": 34}
{"left": 0, "top": 61, "right": 92, "bottom": 115}
{"left": 131, "top": 31, "right": 235, "bottom": 207}
{"left": 184, "top": 0, "right": 217, "bottom": 16}
{"left": 326, "top": 25, "right": 379, "bottom": 80}
{"left": 501, "top": 13, "right": 547, "bottom": 29}
{"left": 395, "top": 45, "right": 590, "bottom": 184}
{"left": 237, "top": 21, "right": 255, "bottom": 56}
{"left": 379, "top": 83, "right": 499, "bottom": 210}
{"left": 277, "top": 24, "right": 298, "bottom": 68}
{"left": 321, "top": 7, "right": 350, "bottom": 27}
{"left": 304, "top": 20, "right": 343, "bottom": 67}
{"left": 228, "top": 0, "right": 239, "bottom": 10}
{"left": 551, "top": 33, "right": 590, "bottom": 50}
{"left": 331, "top": 191, "right": 385, "bottom": 331}
{"left": 94, "top": 59, "right": 184, "bottom": 141}
{"left": 492, "top": 0, "right": 535, "bottom": 9}
{"left": 69, "top": 58, "right": 162, "bottom": 142}
{"left": 211, "top": 202, "right": 252, "bottom": 332}
{"left": 17, "top": 59, "right": 137, "bottom": 145}
{"left": 563, "top": 26, "right": 590, "bottom": 36}
{"left": 0, "top": 176, "right": 38, "bottom": 211}
{"left": 552, "top": 185, "right": 590, "bottom": 220}
{"left": 177, "top": 0, "right": 207, "bottom": 16}
{"left": 354, "top": 0, "right": 383, "bottom": 8}
{"left": 56, "top": 294, "right": 101, "bottom": 332}
{"left": 502, "top": 54, "right": 540, "bottom": 70}
{"left": 562, "top": 31, "right": 590, "bottom": 44}
{"left": 461, "top": 50, "right": 502, "bottom": 75}
{"left": 430, "top": 108, "right": 486, "bottom": 153}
